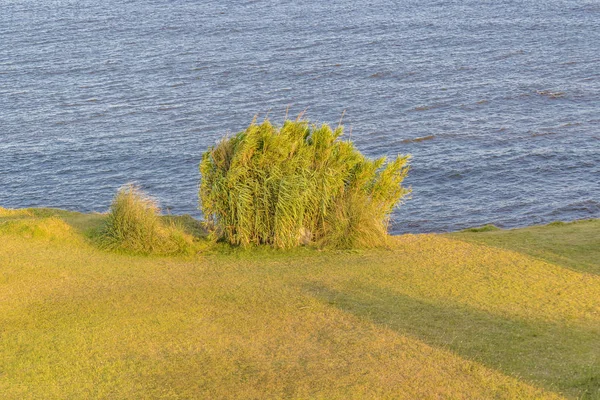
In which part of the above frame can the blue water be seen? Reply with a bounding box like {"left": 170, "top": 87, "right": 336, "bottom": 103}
{"left": 1, "top": 0, "right": 599, "bottom": 233}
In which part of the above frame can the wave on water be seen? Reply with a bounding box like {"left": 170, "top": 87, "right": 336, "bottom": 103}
{"left": 401, "top": 135, "right": 436, "bottom": 144}
{"left": 530, "top": 131, "right": 558, "bottom": 137}
{"left": 412, "top": 105, "right": 432, "bottom": 111}
{"left": 535, "top": 90, "right": 566, "bottom": 99}
{"left": 550, "top": 200, "right": 600, "bottom": 216}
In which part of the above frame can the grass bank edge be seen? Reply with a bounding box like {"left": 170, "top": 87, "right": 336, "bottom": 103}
{"left": 2, "top": 205, "right": 598, "bottom": 258}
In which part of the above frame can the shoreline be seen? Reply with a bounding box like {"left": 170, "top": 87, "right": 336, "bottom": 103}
{"left": 1, "top": 205, "right": 597, "bottom": 236}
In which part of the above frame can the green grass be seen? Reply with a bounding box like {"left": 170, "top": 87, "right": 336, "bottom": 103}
{"left": 1, "top": 210, "right": 599, "bottom": 399}
{"left": 450, "top": 219, "right": 600, "bottom": 275}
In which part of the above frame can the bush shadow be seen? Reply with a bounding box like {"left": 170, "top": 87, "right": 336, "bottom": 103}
{"left": 304, "top": 282, "right": 600, "bottom": 399}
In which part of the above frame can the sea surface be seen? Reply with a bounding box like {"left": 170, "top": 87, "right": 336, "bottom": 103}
{"left": 1, "top": 0, "right": 599, "bottom": 233}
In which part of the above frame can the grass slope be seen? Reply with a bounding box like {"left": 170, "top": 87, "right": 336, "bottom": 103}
{"left": 450, "top": 219, "right": 600, "bottom": 275}
{"left": 0, "top": 210, "right": 598, "bottom": 399}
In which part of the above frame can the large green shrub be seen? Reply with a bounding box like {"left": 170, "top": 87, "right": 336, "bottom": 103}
{"left": 199, "top": 119, "right": 410, "bottom": 249}
{"left": 100, "top": 185, "right": 195, "bottom": 255}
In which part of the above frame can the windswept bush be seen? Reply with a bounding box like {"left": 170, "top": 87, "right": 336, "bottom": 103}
{"left": 199, "top": 119, "right": 410, "bottom": 249}
{"left": 100, "top": 185, "right": 195, "bottom": 255}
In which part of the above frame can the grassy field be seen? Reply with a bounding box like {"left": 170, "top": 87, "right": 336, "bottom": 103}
{"left": 450, "top": 220, "right": 600, "bottom": 275}
{"left": 0, "top": 208, "right": 598, "bottom": 399}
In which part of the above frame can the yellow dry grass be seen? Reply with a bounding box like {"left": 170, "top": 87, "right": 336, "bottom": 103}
{"left": 1, "top": 214, "right": 598, "bottom": 398}
{"left": 377, "top": 234, "right": 600, "bottom": 324}
{"left": 0, "top": 206, "right": 33, "bottom": 217}
{"left": 0, "top": 216, "right": 81, "bottom": 243}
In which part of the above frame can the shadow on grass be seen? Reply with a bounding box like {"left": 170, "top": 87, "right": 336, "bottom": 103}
{"left": 305, "top": 282, "right": 600, "bottom": 399}
{"left": 162, "top": 214, "right": 209, "bottom": 239}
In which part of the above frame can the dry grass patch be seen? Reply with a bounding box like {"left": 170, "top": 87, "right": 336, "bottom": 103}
{"left": 0, "top": 207, "right": 33, "bottom": 217}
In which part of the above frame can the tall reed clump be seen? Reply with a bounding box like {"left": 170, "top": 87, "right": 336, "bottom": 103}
{"left": 100, "top": 185, "right": 195, "bottom": 255}
{"left": 199, "top": 119, "right": 410, "bottom": 249}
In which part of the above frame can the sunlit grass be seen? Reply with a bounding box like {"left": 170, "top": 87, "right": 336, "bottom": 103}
{"left": 1, "top": 211, "right": 598, "bottom": 398}
{"left": 0, "top": 206, "right": 33, "bottom": 217}
{"left": 450, "top": 219, "right": 600, "bottom": 275}
{"left": 0, "top": 216, "right": 81, "bottom": 243}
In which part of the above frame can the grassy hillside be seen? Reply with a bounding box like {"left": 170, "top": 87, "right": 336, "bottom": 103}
{"left": 450, "top": 220, "right": 600, "bottom": 275}
{"left": 0, "top": 209, "right": 598, "bottom": 399}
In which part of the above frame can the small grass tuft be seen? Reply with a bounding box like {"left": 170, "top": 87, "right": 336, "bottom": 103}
{"left": 548, "top": 221, "right": 566, "bottom": 226}
{"left": 462, "top": 224, "right": 501, "bottom": 233}
{"left": 99, "top": 185, "right": 197, "bottom": 255}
